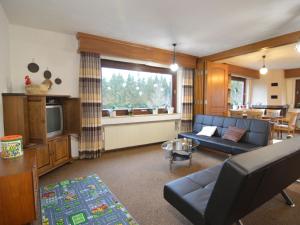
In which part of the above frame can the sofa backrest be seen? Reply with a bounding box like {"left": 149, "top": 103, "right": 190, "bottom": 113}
{"left": 205, "top": 137, "right": 300, "bottom": 225}
{"left": 193, "top": 114, "right": 270, "bottom": 146}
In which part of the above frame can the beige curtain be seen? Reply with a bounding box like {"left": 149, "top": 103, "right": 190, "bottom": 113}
{"left": 79, "top": 52, "right": 103, "bottom": 159}
{"left": 181, "top": 69, "right": 194, "bottom": 132}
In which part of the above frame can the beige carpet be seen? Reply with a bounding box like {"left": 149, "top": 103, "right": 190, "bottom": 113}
{"left": 40, "top": 144, "right": 300, "bottom": 225}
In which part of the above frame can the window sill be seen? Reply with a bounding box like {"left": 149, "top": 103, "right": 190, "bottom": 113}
{"left": 101, "top": 113, "right": 181, "bottom": 126}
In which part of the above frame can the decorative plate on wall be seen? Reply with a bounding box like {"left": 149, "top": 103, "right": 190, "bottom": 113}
{"left": 55, "top": 78, "right": 62, "bottom": 85}
{"left": 44, "top": 70, "right": 52, "bottom": 79}
{"left": 27, "top": 62, "right": 39, "bottom": 73}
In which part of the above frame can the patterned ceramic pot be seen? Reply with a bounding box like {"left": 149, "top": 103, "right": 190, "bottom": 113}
{"left": 0, "top": 135, "right": 23, "bottom": 159}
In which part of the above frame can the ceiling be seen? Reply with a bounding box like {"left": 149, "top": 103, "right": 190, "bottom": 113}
{"left": 219, "top": 43, "right": 300, "bottom": 70}
{"left": 2, "top": 0, "right": 300, "bottom": 57}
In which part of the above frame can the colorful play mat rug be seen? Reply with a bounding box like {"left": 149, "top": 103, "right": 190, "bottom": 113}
{"left": 40, "top": 174, "right": 138, "bottom": 225}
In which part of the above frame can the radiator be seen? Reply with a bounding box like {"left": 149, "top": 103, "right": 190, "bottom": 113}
{"left": 103, "top": 120, "right": 180, "bottom": 150}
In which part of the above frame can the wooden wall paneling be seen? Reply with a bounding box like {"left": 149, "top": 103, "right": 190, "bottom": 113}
{"left": 284, "top": 68, "right": 300, "bottom": 78}
{"left": 27, "top": 96, "right": 47, "bottom": 144}
{"left": 194, "top": 59, "right": 205, "bottom": 114}
{"left": 77, "top": 32, "right": 197, "bottom": 69}
{"left": 205, "top": 61, "right": 229, "bottom": 116}
{"left": 227, "top": 64, "right": 260, "bottom": 79}
{"left": 203, "top": 30, "right": 300, "bottom": 61}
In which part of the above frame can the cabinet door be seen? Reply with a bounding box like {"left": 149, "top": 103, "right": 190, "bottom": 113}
{"left": 36, "top": 145, "right": 52, "bottom": 176}
{"left": 27, "top": 96, "right": 47, "bottom": 144}
{"left": 63, "top": 98, "right": 81, "bottom": 134}
{"left": 2, "top": 95, "right": 29, "bottom": 146}
{"left": 205, "top": 61, "right": 229, "bottom": 116}
{"left": 52, "top": 135, "right": 70, "bottom": 166}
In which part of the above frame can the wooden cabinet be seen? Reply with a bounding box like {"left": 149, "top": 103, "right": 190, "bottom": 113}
{"left": 204, "top": 61, "right": 229, "bottom": 116}
{"left": 2, "top": 94, "right": 80, "bottom": 176}
{"left": 0, "top": 150, "right": 38, "bottom": 225}
{"left": 49, "top": 135, "right": 70, "bottom": 167}
{"left": 35, "top": 135, "right": 70, "bottom": 176}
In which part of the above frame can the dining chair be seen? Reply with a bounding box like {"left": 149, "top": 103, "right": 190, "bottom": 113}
{"left": 274, "top": 112, "right": 298, "bottom": 139}
{"left": 265, "top": 109, "right": 281, "bottom": 118}
{"left": 229, "top": 110, "right": 244, "bottom": 118}
{"left": 246, "top": 110, "right": 264, "bottom": 119}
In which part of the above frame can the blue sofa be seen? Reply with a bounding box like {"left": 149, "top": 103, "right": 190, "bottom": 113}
{"left": 179, "top": 114, "right": 270, "bottom": 155}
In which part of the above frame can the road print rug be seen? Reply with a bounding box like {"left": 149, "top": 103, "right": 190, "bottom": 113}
{"left": 40, "top": 174, "right": 138, "bottom": 225}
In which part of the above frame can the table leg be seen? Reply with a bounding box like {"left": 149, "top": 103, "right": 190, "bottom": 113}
{"left": 169, "top": 158, "right": 173, "bottom": 171}
{"left": 189, "top": 155, "right": 192, "bottom": 167}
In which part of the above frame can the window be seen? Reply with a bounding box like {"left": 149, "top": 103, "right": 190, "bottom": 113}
{"left": 230, "top": 76, "right": 246, "bottom": 107}
{"left": 101, "top": 60, "right": 175, "bottom": 110}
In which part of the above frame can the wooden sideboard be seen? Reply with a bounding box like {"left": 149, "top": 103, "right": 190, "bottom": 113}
{"left": 0, "top": 149, "right": 38, "bottom": 225}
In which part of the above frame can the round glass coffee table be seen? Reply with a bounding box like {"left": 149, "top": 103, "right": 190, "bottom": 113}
{"left": 161, "top": 138, "right": 199, "bottom": 170}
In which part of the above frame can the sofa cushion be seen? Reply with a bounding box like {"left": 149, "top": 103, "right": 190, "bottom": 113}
{"left": 222, "top": 126, "right": 246, "bottom": 142}
{"left": 196, "top": 126, "right": 217, "bottom": 137}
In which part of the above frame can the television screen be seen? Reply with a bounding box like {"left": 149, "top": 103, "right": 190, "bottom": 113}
{"left": 47, "top": 106, "right": 63, "bottom": 135}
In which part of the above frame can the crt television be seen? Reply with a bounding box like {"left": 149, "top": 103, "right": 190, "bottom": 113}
{"left": 46, "top": 105, "right": 63, "bottom": 137}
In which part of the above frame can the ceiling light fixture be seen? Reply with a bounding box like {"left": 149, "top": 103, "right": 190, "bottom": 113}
{"left": 170, "top": 43, "right": 179, "bottom": 72}
{"left": 295, "top": 40, "right": 300, "bottom": 53}
{"left": 259, "top": 55, "right": 268, "bottom": 75}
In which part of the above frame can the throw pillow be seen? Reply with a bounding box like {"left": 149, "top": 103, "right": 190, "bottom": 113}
{"left": 196, "top": 126, "right": 217, "bottom": 137}
{"left": 222, "top": 126, "right": 246, "bottom": 142}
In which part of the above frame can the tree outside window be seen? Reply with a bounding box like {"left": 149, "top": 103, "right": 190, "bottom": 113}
{"left": 230, "top": 77, "right": 246, "bottom": 108}
{"left": 102, "top": 67, "right": 172, "bottom": 109}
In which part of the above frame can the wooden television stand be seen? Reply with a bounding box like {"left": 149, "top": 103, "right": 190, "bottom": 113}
{"left": 2, "top": 93, "right": 81, "bottom": 176}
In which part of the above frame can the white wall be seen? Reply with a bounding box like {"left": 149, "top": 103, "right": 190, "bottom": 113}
{"left": 0, "top": 4, "right": 11, "bottom": 136}
{"left": 9, "top": 25, "right": 79, "bottom": 97}
{"left": 251, "top": 70, "right": 286, "bottom": 105}
{"left": 9, "top": 25, "right": 80, "bottom": 156}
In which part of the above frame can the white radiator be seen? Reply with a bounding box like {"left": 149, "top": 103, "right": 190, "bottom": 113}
{"left": 102, "top": 116, "right": 180, "bottom": 150}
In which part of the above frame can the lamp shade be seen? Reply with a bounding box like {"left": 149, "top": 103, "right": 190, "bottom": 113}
{"left": 296, "top": 41, "right": 300, "bottom": 53}
{"left": 170, "top": 63, "right": 179, "bottom": 72}
{"left": 259, "top": 66, "right": 268, "bottom": 75}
